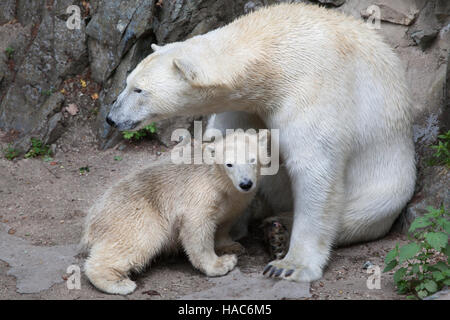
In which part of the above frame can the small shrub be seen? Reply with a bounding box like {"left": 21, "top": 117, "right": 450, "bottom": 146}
{"left": 123, "top": 123, "right": 157, "bottom": 141}
{"left": 79, "top": 166, "right": 90, "bottom": 175}
{"left": 384, "top": 205, "right": 450, "bottom": 299}
{"left": 5, "top": 47, "right": 14, "bottom": 59}
{"left": 427, "top": 130, "right": 450, "bottom": 167}
{"left": 3, "top": 144, "right": 19, "bottom": 160}
{"left": 25, "top": 138, "right": 52, "bottom": 159}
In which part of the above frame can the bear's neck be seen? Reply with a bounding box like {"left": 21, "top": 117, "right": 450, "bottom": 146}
{"left": 194, "top": 20, "right": 287, "bottom": 118}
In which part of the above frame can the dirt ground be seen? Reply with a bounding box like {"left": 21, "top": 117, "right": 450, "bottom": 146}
{"left": 0, "top": 124, "right": 408, "bottom": 300}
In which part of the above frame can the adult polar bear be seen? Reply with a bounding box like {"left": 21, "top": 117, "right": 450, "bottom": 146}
{"left": 106, "top": 3, "right": 416, "bottom": 282}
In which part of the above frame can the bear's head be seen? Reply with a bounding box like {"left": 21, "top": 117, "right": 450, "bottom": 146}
{"left": 203, "top": 131, "right": 269, "bottom": 193}
{"left": 106, "top": 42, "right": 239, "bottom": 131}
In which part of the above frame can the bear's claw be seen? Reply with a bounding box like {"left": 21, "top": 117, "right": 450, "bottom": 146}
{"left": 263, "top": 259, "right": 322, "bottom": 282}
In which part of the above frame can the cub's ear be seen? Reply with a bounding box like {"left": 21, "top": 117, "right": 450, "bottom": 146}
{"left": 151, "top": 44, "right": 162, "bottom": 52}
{"left": 173, "top": 58, "right": 200, "bottom": 83}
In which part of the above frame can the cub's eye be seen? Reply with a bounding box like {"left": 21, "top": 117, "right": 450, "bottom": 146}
{"left": 249, "top": 158, "right": 256, "bottom": 164}
{"left": 134, "top": 88, "right": 142, "bottom": 93}
{"left": 226, "top": 164, "right": 233, "bottom": 168}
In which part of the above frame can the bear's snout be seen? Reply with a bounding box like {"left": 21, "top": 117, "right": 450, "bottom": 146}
{"left": 239, "top": 180, "right": 253, "bottom": 191}
{"left": 106, "top": 116, "right": 117, "bottom": 128}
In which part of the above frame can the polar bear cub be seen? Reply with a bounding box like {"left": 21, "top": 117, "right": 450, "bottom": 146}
{"left": 80, "top": 131, "right": 266, "bottom": 295}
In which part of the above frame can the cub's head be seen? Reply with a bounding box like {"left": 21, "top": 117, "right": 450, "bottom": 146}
{"left": 204, "top": 131, "right": 269, "bottom": 193}
{"left": 106, "top": 42, "right": 231, "bottom": 131}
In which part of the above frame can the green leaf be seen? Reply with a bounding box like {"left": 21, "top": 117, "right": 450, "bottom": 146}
{"left": 409, "top": 217, "right": 432, "bottom": 233}
{"left": 425, "top": 232, "right": 448, "bottom": 251}
{"left": 423, "top": 280, "right": 438, "bottom": 293}
{"left": 399, "top": 242, "right": 421, "bottom": 262}
{"left": 393, "top": 267, "right": 407, "bottom": 284}
{"left": 441, "top": 219, "right": 450, "bottom": 234}
{"left": 432, "top": 271, "right": 445, "bottom": 282}
{"left": 383, "top": 260, "right": 398, "bottom": 273}
{"left": 417, "top": 290, "right": 429, "bottom": 299}
{"left": 385, "top": 247, "right": 399, "bottom": 264}
{"left": 411, "top": 264, "right": 420, "bottom": 274}
{"left": 433, "top": 261, "right": 448, "bottom": 272}
{"left": 444, "top": 278, "right": 450, "bottom": 286}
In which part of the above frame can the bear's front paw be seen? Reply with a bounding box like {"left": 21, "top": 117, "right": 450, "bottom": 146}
{"left": 204, "top": 254, "right": 238, "bottom": 277}
{"left": 263, "top": 258, "right": 322, "bottom": 282}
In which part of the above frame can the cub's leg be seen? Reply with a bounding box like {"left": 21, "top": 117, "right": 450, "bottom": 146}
{"left": 215, "top": 220, "right": 246, "bottom": 255}
{"left": 180, "top": 212, "right": 237, "bottom": 276}
{"left": 84, "top": 224, "right": 167, "bottom": 295}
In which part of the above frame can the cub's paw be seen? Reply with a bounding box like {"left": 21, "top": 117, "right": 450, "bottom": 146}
{"left": 103, "top": 278, "right": 137, "bottom": 295}
{"left": 216, "top": 242, "right": 246, "bottom": 256}
{"left": 263, "top": 258, "right": 322, "bottom": 282}
{"left": 204, "top": 254, "right": 238, "bottom": 277}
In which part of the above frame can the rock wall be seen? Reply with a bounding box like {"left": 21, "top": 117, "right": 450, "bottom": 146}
{"left": 0, "top": 0, "right": 448, "bottom": 229}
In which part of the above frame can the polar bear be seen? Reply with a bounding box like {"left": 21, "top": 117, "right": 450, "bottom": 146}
{"left": 105, "top": 3, "right": 416, "bottom": 282}
{"left": 81, "top": 131, "right": 267, "bottom": 295}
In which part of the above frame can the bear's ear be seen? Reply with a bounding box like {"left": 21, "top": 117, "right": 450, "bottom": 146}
{"left": 173, "top": 58, "right": 200, "bottom": 83}
{"left": 151, "top": 44, "right": 162, "bottom": 52}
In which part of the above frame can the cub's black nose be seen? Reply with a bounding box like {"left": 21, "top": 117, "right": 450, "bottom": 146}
{"left": 239, "top": 180, "right": 253, "bottom": 191}
{"left": 106, "top": 116, "right": 117, "bottom": 128}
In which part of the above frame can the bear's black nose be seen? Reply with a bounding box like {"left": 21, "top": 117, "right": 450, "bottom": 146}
{"left": 106, "top": 116, "right": 117, "bottom": 128}
{"left": 239, "top": 180, "right": 253, "bottom": 191}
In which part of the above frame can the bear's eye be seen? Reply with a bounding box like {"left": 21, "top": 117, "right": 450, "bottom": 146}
{"left": 226, "top": 164, "right": 233, "bottom": 168}
{"left": 249, "top": 158, "right": 256, "bottom": 164}
{"left": 134, "top": 88, "right": 142, "bottom": 93}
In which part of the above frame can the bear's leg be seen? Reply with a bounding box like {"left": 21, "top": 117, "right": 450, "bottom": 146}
{"left": 180, "top": 213, "right": 237, "bottom": 277}
{"left": 263, "top": 154, "right": 345, "bottom": 282}
{"left": 84, "top": 248, "right": 137, "bottom": 295}
{"left": 215, "top": 220, "right": 246, "bottom": 255}
{"left": 84, "top": 236, "right": 163, "bottom": 295}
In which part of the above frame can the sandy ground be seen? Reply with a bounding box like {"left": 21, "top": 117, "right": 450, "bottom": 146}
{"left": 0, "top": 131, "right": 411, "bottom": 300}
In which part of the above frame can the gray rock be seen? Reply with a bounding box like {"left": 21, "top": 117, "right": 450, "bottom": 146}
{"left": 154, "top": 0, "right": 247, "bottom": 44}
{"left": 0, "top": 0, "right": 16, "bottom": 25}
{"left": 411, "top": 30, "right": 439, "bottom": 50}
{"left": 16, "top": 0, "right": 45, "bottom": 26}
{"left": 244, "top": 1, "right": 265, "bottom": 14}
{"left": 400, "top": 166, "right": 450, "bottom": 233}
{"left": 0, "top": 223, "right": 77, "bottom": 294}
{"left": 360, "top": 3, "right": 419, "bottom": 26}
{"left": 435, "top": 0, "right": 450, "bottom": 21}
{"left": 0, "top": 9, "right": 87, "bottom": 153}
{"left": 314, "top": 0, "right": 345, "bottom": 7}
{"left": 424, "top": 288, "right": 450, "bottom": 300}
{"left": 86, "top": 0, "right": 155, "bottom": 83}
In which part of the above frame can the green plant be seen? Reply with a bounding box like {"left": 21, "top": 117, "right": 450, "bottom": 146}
{"left": 41, "top": 89, "right": 54, "bottom": 96}
{"left": 79, "top": 166, "right": 90, "bottom": 175}
{"left": 5, "top": 47, "right": 14, "bottom": 59}
{"left": 114, "top": 156, "right": 122, "bottom": 161}
{"left": 384, "top": 205, "right": 450, "bottom": 299}
{"left": 25, "top": 138, "right": 51, "bottom": 159}
{"left": 123, "top": 123, "right": 157, "bottom": 141}
{"left": 3, "top": 144, "right": 19, "bottom": 160}
{"left": 427, "top": 130, "right": 450, "bottom": 167}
